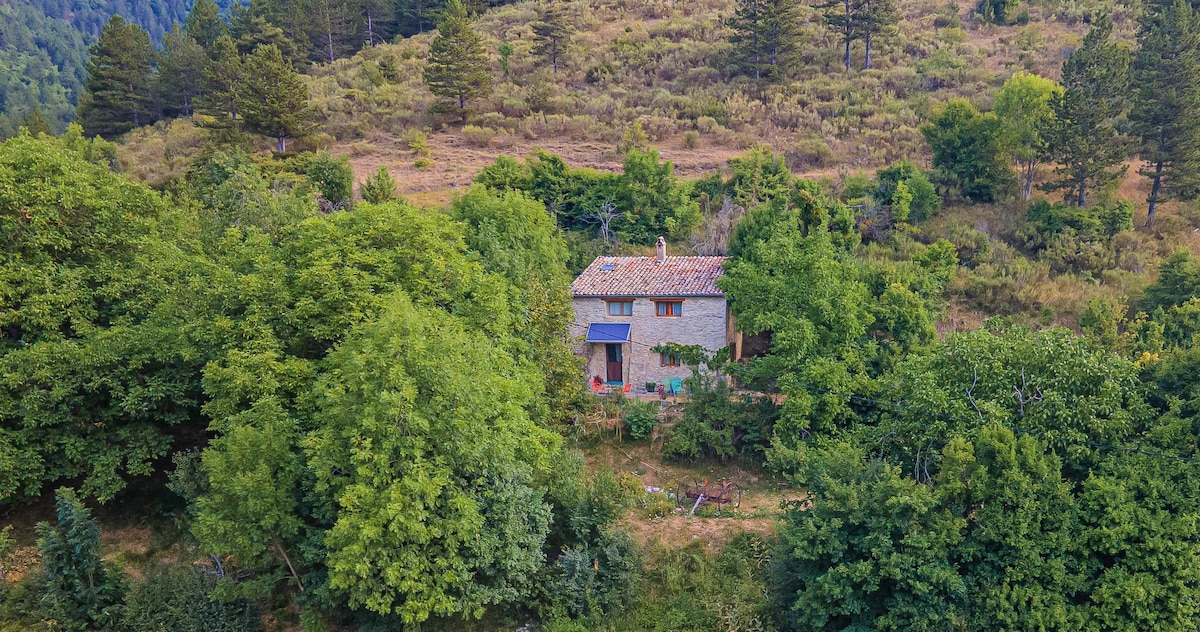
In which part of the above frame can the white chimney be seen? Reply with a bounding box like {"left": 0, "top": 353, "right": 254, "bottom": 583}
{"left": 655, "top": 236, "right": 667, "bottom": 263}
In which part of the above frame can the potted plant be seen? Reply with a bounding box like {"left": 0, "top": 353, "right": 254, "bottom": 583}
{"left": 645, "top": 381, "right": 657, "bottom": 393}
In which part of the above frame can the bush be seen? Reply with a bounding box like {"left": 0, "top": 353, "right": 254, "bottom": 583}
{"left": 402, "top": 129, "right": 431, "bottom": 156}
{"left": 461, "top": 125, "right": 496, "bottom": 147}
{"left": 122, "top": 565, "right": 260, "bottom": 632}
{"left": 623, "top": 401, "right": 659, "bottom": 440}
{"left": 663, "top": 378, "right": 778, "bottom": 461}
{"left": 359, "top": 165, "right": 398, "bottom": 204}
{"left": 305, "top": 151, "right": 354, "bottom": 208}
{"left": 683, "top": 130, "right": 699, "bottom": 149}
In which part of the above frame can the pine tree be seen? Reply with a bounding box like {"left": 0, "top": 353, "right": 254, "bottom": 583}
{"left": 423, "top": 0, "right": 493, "bottom": 120}
{"left": 729, "top": 0, "right": 770, "bottom": 80}
{"left": 858, "top": 0, "right": 897, "bottom": 69}
{"left": 196, "top": 35, "right": 245, "bottom": 125}
{"left": 818, "top": 0, "right": 864, "bottom": 72}
{"left": 533, "top": 2, "right": 573, "bottom": 74}
{"left": 238, "top": 44, "right": 314, "bottom": 152}
{"left": 1131, "top": 0, "right": 1200, "bottom": 225}
{"left": 360, "top": 165, "right": 399, "bottom": 203}
{"left": 76, "top": 15, "right": 157, "bottom": 138}
{"left": 231, "top": 4, "right": 303, "bottom": 63}
{"left": 158, "top": 24, "right": 208, "bottom": 118}
{"left": 36, "top": 488, "right": 122, "bottom": 631}
{"left": 1043, "top": 15, "right": 1131, "bottom": 207}
{"left": 184, "top": 0, "right": 228, "bottom": 50}
{"left": 729, "top": 0, "right": 802, "bottom": 80}
{"left": 307, "top": 0, "right": 361, "bottom": 63}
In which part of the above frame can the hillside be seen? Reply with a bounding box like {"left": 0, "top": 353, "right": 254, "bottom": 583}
{"left": 117, "top": 0, "right": 1137, "bottom": 199}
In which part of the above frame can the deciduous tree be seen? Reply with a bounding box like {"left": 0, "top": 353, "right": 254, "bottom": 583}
{"left": 921, "top": 98, "right": 1013, "bottom": 203}
{"left": 994, "top": 71, "right": 1061, "bottom": 200}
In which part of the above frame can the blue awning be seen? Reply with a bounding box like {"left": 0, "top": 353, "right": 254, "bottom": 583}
{"left": 585, "top": 323, "right": 631, "bottom": 343}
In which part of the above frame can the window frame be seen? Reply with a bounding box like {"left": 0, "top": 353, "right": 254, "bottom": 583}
{"left": 660, "top": 351, "right": 681, "bottom": 367}
{"left": 654, "top": 300, "right": 683, "bottom": 317}
{"left": 605, "top": 299, "right": 634, "bottom": 316}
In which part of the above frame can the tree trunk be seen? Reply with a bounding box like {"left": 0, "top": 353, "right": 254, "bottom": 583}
{"left": 275, "top": 543, "right": 304, "bottom": 591}
{"left": 844, "top": 0, "right": 852, "bottom": 71}
{"left": 1021, "top": 159, "right": 1034, "bottom": 200}
{"left": 1147, "top": 159, "right": 1163, "bottom": 227}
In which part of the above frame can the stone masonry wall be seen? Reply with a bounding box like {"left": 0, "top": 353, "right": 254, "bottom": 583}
{"left": 571, "top": 296, "right": 728, "bottom": 394}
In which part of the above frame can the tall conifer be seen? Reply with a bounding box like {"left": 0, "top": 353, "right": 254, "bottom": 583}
{"left": 196, "top": 35, "right": 245, "bottom": 125}
{"left": 185, "top": 0, "right": 228, "bottom": 50}
{"left": 858, "top": 0, "right": 897, "bottom": 69}
{"left": 423, "top": 0, "right": 493, "bottom": 120}
{"left": 533, "top": 2, "right": 573, "bottom": 74}
{"left": 1131, "top": 0, "right": 1200, "bottom": 225}
{"left": 818, "top": 0, "right": 864, "bottom": 72}
{"left": 239, "top": 44, "right": 314, "bottom": 152}
{"left": 158, "top": 24, "right": 208, "bottom": 118}
{"left": 76, "top": 15, "right": 157, "bottom": 138}
{"left": 1043, "top": 15, "right": 1130, "bottom": 207}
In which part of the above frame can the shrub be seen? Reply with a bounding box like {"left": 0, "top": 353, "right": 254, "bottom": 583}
{"left": 305, "top": 151, "right": 354, "bottom": 208}
{"left": 414, "top": 157, "right": 434, "bottom": 169}
{"left": 663, "top": 379, "right": 778, "bottom": 461}
{"left": 359, "top": 165, "right": 398, "bottom": 204}
{"left": 461, "top": 124, "right": 496, "bottom": 147}
{"left": 402, "top": 129, "right": 431, "bottom": 156}
{"left": 683, "top": 130, "right": 699, "bottom": 149}
{"left": 623, "top": 401, "right": 659, "bottom": 440}
{"left": 122, "top": 565, "right": 260, "bottom": 632}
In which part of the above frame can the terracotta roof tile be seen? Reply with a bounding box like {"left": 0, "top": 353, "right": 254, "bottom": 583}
{"left": 571, "top": 256, "right": 726, "bottom": 297}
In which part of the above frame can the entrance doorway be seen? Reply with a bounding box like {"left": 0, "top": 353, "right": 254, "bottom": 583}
{"left": 605, "top": 343, "right": 623, "bottom": 383}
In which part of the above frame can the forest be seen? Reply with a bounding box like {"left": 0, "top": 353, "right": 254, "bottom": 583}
{"left": 3, "top": 0, "right": 1200, "bottom": 629}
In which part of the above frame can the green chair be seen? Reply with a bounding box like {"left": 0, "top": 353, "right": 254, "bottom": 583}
{"left": 667, "top": 378, "right": 683, "bottom": 400}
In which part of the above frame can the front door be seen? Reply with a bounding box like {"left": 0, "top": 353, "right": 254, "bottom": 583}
{"left": 605, "top": 343, "right": 623, "bottom": 383}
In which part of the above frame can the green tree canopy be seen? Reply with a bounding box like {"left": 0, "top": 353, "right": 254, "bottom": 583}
{"left": 921, "top": 98, "right": 1014, "bottom": 203}
{"left": 994, "top": 71, "right": 1062, "bottom": 200}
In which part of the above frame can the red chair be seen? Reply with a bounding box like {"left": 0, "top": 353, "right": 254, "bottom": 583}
{"left": 622, "top": 383, "right": 632, "bottom": 394}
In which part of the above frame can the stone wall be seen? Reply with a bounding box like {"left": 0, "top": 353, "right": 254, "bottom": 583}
{"left": 571, "top": 296, "right": 728, "bottom": 394}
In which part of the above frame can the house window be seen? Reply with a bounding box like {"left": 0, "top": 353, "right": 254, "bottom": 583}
{"left": 655, "top": 300, "right": 682, "bottom": 317}
{"left": 606, "top": 300, "right": 633, "bottom": 316}
{"left": 660, "top": 352, "right": 681, "bottom": 367}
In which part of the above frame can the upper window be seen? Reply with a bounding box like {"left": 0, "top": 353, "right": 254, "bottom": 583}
{"left": 660, "top": 352, "right": 681, "bottom": 367}
{"left": 607, "top": 300, "right": 633, "bottom": 316}
{"left": 655, "top": 301, "right": 683, "bottom": 317}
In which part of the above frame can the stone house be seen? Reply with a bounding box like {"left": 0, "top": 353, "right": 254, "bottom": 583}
{"left": 570, "top": 237, "right": 732, "bottom": 393}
